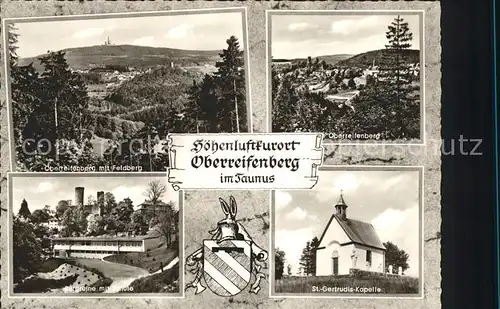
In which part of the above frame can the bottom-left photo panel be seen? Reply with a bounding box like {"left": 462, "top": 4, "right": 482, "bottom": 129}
{"left": 7, "top": 172, "right": 183, "bottom": 298}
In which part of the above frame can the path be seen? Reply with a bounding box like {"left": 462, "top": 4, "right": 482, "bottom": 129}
{"left": 73, "top": 258, "right": 149, "bottom": 293}
{"left": 88, "top": 256, "right": 180, "bottom": 293}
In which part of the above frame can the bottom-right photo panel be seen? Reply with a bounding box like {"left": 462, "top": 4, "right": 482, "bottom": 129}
{"left": 270, "top": 166, "right": 423, "bottom": 298}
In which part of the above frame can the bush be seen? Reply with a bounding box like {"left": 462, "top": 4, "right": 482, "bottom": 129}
{"left": 81, "top": 72, "right": 103, "bottom": 85}
{"left": 14, "top": 275, "right": 78, "bottom": 293}
{"left": 37, "top": 258, "right": 67, "bottom": 273}
{"left": 122, "top": 263, "right": 179, "bottom": 293}
{"left": 88, "top": 278, "right": 113, "bottom": 293}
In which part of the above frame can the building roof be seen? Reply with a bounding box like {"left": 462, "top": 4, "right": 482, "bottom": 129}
{"left": 138, "top": 200, "right": 168, "bottom": 207}
{"left": 52, "top": 235, "right": 158, "bottom": 242}
{"left": 318, "top": 215, "right": 386, "bottom": 250}
{"left": 334, "top": 216, "right": 386, "bottom": 250}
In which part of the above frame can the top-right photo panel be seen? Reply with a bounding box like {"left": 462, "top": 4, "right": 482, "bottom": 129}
{"left": 268, "top": 11, "right": 424, "bottom": 144}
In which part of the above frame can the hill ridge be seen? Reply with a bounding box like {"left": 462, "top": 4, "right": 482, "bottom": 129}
{"left": 337, "top": 48, "right": 420, "bottom": 68}
{"left": 18, "top": 44, "right": 223, "bottom": 70}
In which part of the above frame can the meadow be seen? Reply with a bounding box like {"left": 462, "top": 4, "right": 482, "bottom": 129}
{"left": 275, "top": 275, "right": 419, "bottom": 294}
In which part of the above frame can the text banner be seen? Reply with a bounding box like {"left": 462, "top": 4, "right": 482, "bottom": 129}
{"left": 167, "top": 133, "right": 324, "bottom": 190}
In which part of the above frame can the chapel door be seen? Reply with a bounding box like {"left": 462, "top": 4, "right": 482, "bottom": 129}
{"left": 332, "top": 257, "right": 339, "bottom": 275}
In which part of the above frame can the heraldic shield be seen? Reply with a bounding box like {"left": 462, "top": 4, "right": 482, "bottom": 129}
{"left": 203, "top": 239, "right": 252, "bottom": 297}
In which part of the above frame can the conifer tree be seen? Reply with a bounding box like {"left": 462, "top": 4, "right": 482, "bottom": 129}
{"left": 272, "top": 76, "right": 298, "bottom": 132}
{"left": 7, "top": 23, "right": 19, "bottom": 67}
{"left": 215, "top": 36, "right": 246, "bottom": 133}
{"left": 38, "top": 51, "right": 90, "bottom": 148}
{"left": 299, "top": 241, "right": 314, "bottom": 275}
{"left": 352, "top": 15, "right": 420, "bottom": 140}
{"left": 197, "top": 74, "right": 220, "bottom": 133}
{"left": 18, "top": 199, "right": 31, "bottom": 219}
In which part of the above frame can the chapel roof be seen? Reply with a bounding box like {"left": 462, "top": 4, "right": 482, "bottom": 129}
{"left": 318, "top": 191, "right": 386, "bottom": 251}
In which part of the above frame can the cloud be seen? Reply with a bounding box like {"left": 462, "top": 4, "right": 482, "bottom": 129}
{"left": 166, "top": 24, "right": 192, "bottom": 39}
{"left": 72, "top": 27, "right": 106, "bottom": 39}
{"left": 285, "top": 207, "right": 308, "bottom": 220}
{"left": 38, "top": 182, "right": 53, "bottom": 193}
{"left": 371, "top": 206, "right": 420, "bottom": 276}
{"left": 275, "top": 227, "right": 315, "bottom": 272}
{"left": 316, "top": 172, "right": 361, "bottom": 202}
{"left": 275, "top": 191, "right": 292, "bottom": 211}
{"left": 288, "top": 22, "right": 315, "bottom": 32}
{"left": 133, "top": 36, "right": 157, "bottom": 46}
{"left": 331, "top": 16, "right": 380, "bottom": 36}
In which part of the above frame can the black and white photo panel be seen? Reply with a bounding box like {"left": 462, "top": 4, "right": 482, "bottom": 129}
{"left": 4, "top": 8, "right": 251, "bottom": 173}
{"left": 8, "top": 172, "right": 183, "bottom": 297}
{"left": 268, "top": 11, "right": 424, "bottom": 144}
{"left": 270, "top": 166, "right": 423, "bottom": 298}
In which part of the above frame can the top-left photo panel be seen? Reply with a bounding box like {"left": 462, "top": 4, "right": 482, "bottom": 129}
{"left": 3, "top": 8, "right": 251, "bottom": 173}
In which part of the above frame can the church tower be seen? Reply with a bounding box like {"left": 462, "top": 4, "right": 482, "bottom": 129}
{"left": 334, "top": 190, "right": 348, "bottom": 221}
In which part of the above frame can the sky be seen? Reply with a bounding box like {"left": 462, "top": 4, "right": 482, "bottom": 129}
{"left": 271, "top": 14, "right": 421, "bottom": 59}
{"left": 12, "top": 175, "right": 178, "bottom": 213}
{"left": 274, "top": 169, "right": 421, "bottom": 276}
{"left": 12, "top": 11, "right": 245, "bottom": 58}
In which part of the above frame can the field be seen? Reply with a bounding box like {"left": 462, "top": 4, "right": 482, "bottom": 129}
{"left": 274, "top": 275, "right": 419, "bottom": 294}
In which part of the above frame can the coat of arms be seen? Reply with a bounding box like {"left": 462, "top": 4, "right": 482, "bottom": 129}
{"left": 185, "top": 196, "right": 268, "bottom": 297}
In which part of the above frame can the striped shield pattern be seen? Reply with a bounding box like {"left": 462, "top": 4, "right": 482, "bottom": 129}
{"left": 203, "top": 239, "right": 252, "bottom": 297}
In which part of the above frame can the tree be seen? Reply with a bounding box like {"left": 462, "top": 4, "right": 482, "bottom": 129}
{"left": 187, "top": 74, "right": 221, "bottom": 133}
{"left": 275, "top": 248, "right": 286, "bottom": 280}
{"left": 87, "top": 195, "right": 97, "bottom": 207}
{"left": 310, "top": 237, "right": 320, "bottom": 275}
{"left": 133, "top": 124, "right": 160, "bottom": 171}
{"left": 86, "top": 214, "right": 104, "bottom": 236}
{"left": 60, "top": 205, "right": 89, "bottom": 237}
{"left": 38, "top": 51, "right": 92, "bottom": 156}
{"left": 43, "top": 205, "right": 55, "bottom": 216}
{"left": 287, "top": 264, "right": 292, "bottom": 276}
{"left": 18, "top": 199, "right": 31, "bottom": 219}
{"left": 377, "top": 15, "right": 418, "bottom": 139}
{"left": 272, "top": 76, "right": 299, "bottom": 132}
{"left": 104, "top": 192, "right": 117, "bottom": 215}
{"left": 144, "top": 180, "right": 166, "bottom": 217}
{"left": 366, "top": 74, "right": 376, "bottom": 86}
{"left": 8, "top": 23, "right": 19, "bottom": 66}
{"left": 383, "top": 241, "right": 410, "bottom": 273}
{"left": 215, "top": 36, "right": 246, "bottom": 133}
{"left": 13, "top": 216, "right": 43, "bottom": 283}
{"left": 320, "top": 60, "right": 327, "bottom": 70}
{"left": 348, "top": 78, "right": 356, "bottom": 89}
{"left": 115, "top": 198, "right": 135, "bottom": 226}
{"left": 30, "top": 209, "right": 51, "bottom": 225}
{"left": 55, "top": 200, "right": 70, "bottom": 219}
{"left": 130, "top": 212, "right": 149, "bottom": 235}
{"left": 153, "top": 202, "right": 178, "bottom": 247}
{"left": 11, "top": 63, "right": 44, "bottom": 157}
{"left": 299, "top": 241, "right": 314, "bottom": 276}
{"left": 33, "top": 224, "right": 50, "bottom": 240}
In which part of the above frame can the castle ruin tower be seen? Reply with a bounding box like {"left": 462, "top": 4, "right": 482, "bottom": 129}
{"left": 97, "top": 191, "right": 105, "bottom": 215}
{"left": 75, "top": 187, "right": 85, "bottom": 207}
